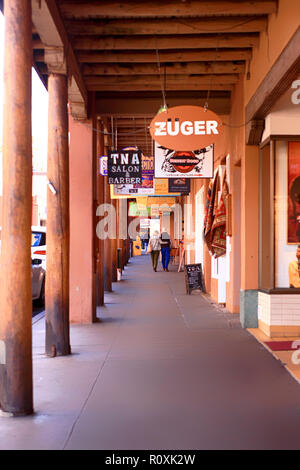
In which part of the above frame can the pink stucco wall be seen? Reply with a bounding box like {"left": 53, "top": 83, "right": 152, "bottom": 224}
{"left": 69, "top": 116, "right": 94, "bottom": 323}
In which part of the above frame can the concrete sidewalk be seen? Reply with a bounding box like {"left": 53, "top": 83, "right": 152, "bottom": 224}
{"left": 1, "top": 255, "right": 300, "bottom": 450}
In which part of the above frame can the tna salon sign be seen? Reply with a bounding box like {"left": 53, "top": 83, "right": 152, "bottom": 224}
{"left": 107, "top": 149, "right": 142, "bottom": 184}
{"left": 149, "top": 105, "right": 223, "bottom": 151}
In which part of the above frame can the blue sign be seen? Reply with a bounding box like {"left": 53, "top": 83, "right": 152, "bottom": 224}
{"left": 99, "top": 156, "right": 107, "bottom": 176}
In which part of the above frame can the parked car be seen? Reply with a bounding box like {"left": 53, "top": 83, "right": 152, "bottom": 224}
{"left": 31, "top": 226, "right": 46, "bottom": 269}
{"left": 31, "top": 258, "right": 45, "bottom": 306}
{"left": 0, "top": 227, "right": 46, "bottom": 306}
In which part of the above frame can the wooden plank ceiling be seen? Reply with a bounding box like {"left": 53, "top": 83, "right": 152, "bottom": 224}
{"left": 32, "top": 0, "right": 276, "bottom": 153}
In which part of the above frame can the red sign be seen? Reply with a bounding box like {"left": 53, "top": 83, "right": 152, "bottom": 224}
{"left": 149, "top": 105, "right": 223, "bottom": 151}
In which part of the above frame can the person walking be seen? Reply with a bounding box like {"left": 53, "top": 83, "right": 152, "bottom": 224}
{"left": 148, "top": 230, "right": 161, "bottom": 272}
{"left": 142, "top": 228, "right": 150, "bottom": 253}
{"left": 160, "top": 228, "right": 171, "bottom": 272}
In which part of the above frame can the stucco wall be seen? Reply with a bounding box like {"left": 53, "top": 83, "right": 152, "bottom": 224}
{"left": 245, "top": 0, "right": 300, "bottom": 105}
{"left": 69, "top": 116, "right": 94, "bottom": 323}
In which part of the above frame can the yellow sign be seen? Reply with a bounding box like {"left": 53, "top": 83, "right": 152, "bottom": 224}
{"left": 147, "top": 196, "right": 176, "bottom": 206}
{"left": 154, "top": 178, "right": 180, "bottom": 196}
{"left": 136, "top": 196, "right": 148, "bottom": 207}
{"left": 154, "top": 178, "right": 168, "bottom": 195}
{"left": 133, "top": 236, "right": 142, "bottom": 256}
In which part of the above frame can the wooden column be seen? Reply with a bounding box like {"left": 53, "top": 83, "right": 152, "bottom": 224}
{"left": 126, "top": 201, "right": 131, "bottom": 263}
{"left": 96, "top": 119, "right": 105, "bottom": 305}
{"left": 104, "top": 175, "right": 113, "bottom": 291}
{"left": 103, "top": 118, "right": 113, "bottom": 291}
{"left": 45, "top": 73, "right": 70, "bottom": 356}
{"left": 122, "top": 239, "right": 127, "bottom": 269}
{"left": 0, "top": 0, "right": 33, "bottom": 416}
{"left": 114, "top": 199, "right": 121, "bottom": 278}
{"left": 111, "top": 199, "right": 118, "bottom": 281}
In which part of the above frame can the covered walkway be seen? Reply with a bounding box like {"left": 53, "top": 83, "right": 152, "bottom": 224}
{"left": 1, "top": 255, "right": 300, "bottom": 450}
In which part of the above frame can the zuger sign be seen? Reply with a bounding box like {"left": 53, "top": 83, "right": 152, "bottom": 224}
{"left": 149, "top": 105, "right": 223, "bottom": 151}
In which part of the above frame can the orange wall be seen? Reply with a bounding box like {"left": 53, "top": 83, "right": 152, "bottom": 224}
{"left": 225, "top": 78, "right": 244, "bottom": 313}
{"left": 241, "top": 145, "right": 259, "bottom": 290}
{"left": 245, "top": 0, "right": 300, "bottom": 104}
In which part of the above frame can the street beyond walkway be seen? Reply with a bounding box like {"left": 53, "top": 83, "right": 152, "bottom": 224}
{"left": 1, "top": 255, "right": 300, "bottom": 450}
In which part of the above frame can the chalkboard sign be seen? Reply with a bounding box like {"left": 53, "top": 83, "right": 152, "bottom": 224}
{"left": 184, "top": 263, "right": 205, "bottom": 295}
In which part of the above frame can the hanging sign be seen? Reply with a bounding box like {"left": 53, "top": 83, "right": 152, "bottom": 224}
{"left": 149, "top": 105, "right": 223, "bottom": 151}
{"left": 154, "top": 178, "right": 180, "bottom": 196}
{"left": 113, "top": 155, "right": 155, "bottom": 195}
{"left": 168, "top": 178, "right": 191, "bottom": 195}
{"left": 99, "top": 156, "right": 108, "bottom": 176}
{"left": 147, "top": 196, "right": 176, "bottom": 206}
{"left": 155, "top": 141, "right": 213, "bottom": 178}
{"left": 107, "top": 150, "right": 142, "bottom": 184}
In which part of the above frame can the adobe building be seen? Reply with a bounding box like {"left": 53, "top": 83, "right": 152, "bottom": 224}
{"left": 0, "top": 0, "right": 299, "bottom": 416}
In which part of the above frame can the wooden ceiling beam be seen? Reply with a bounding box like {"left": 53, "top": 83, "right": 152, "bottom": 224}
{"left": 114, "top": 127, "right": 151, "bottom": 133}
{"left": 113, "top": 119, "right": 152, "bottom": 125}
{"left": 73, "top": 34, "right": 259, "bottom": 50}
{"left": 33, "top": 51, "right": 45, "bottom": 62}
{"left": 66, "top": 16, "right": 267, "bottom": 35}
{"left": 85, "top": 74, "right": 238, "bottom": 85}
{"left": 86, "top": 75, "right": 235, "bottom": 91}
{"left": 31, "top": 0, "right": 88, "bottom": 119}
{"left": 117, "top": 140, "right": 151, "bottom": 144}
{"left": 77, "top": 49, "right": 252, "bottom": 63}
{"left": 115, "top": 135, "right": 150, "bottom": 139}
{"left": 96, "top": 95, "right": 231, "bottom": 116}
{"left": 90, "top": 83, "right": 234, "bottom": 91}
{"left": 83, "top": 61, "right": 245, "bottom": 75}
{"left": 59, "top": 1, "right": 277, "bottom": 19}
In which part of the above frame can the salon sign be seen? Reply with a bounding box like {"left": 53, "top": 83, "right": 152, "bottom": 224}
{"left": 149, "top": 105, "right": 223, "bottom": 151}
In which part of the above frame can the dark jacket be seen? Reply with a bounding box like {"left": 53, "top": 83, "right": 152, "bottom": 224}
{"left": 160, "top": 232, "right": 171, "bottom": 249}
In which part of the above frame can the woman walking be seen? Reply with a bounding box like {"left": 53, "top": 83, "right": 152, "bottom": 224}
{"left": 148, "top": 230, "right": 161, "bottom": 272}
{"left": 160, "top": 228, "right": 171, "bottom": 272}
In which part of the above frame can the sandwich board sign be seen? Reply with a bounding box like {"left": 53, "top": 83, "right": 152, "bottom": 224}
{"left": 184, "top": 263, "right": 206, "bottom": 295}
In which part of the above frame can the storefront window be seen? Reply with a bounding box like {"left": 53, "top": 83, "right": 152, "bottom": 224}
{"left": 259, "top": 140, "right": 300, "bottom": 290}
{"left": 275, "top": 141, "right": 300, "bottom": 288}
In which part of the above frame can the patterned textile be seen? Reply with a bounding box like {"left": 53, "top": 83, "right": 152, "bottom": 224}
{"left": 203, "top": 169, "right": 219, "bottom": 255}
{"left": 211, "top": 175, "right": 229, "bottom": 258}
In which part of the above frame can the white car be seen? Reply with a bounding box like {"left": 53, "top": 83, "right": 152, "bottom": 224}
{"left": 31, "top": 258, "right": 45, "bottom": 306}
{"left": 0, "top": 227, "right": 46, "bottom": 306}
{"left": 31, "top": 226, "right": 46, "bottom": 269}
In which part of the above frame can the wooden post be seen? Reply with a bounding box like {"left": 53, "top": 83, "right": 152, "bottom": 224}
{"left": 96, "top": 119, "right": 105, "bottom": 305}
{"left": 126, "top": 201, "right": 131, "bottom": 263}
{"left": 103, "top": 175, "right": 113, "bottom": 291}
{"left": 112, "top": 199, "right": 118, "bottom": 281}
{"left": 0, "top": 0, "right": 33, "bottom": 416}
{"left": 102, "top": 118, "right": 113, "bottom": 291}
{"left": 122, "top": 239, "right": 127, "bottom": 269}
{"left": 45, "top": 73, "right": 71, "bottom": 356}
{"left": 113, "top": 199, "right": 119, "bottom": 280}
